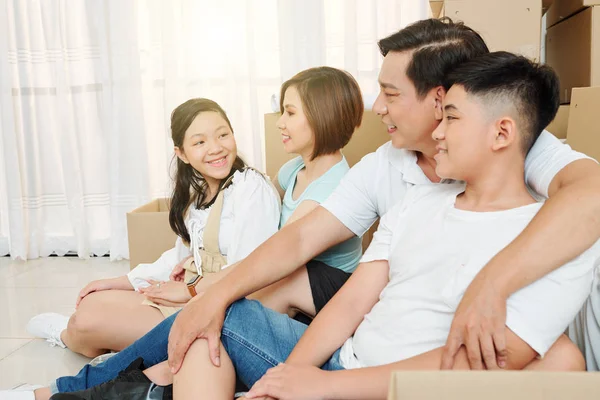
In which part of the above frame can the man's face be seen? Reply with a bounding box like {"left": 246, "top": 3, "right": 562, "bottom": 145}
{"left": 372, "top": 51, "right": 441, "bottom": 155}
{"left": 432, "top": 85, "right": 493, "bottom": 181}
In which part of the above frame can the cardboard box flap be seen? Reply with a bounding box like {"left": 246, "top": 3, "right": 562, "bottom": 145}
{"left": 129, "top": 198, "right": 171, "bottom": 214}
{"left": 130, "top": 199, "right": 160, "bottom": 213}
{"left": 544, "top": 0, "right": 555, "bottom": 10}
{"left": 157, "top": 198, "right": 170, "bottom": 212}
{"left": 547, "top": 0, "right": 600, "bottom": 27}
{"left": 429, "top": 1, "right": 444, "bottom": 18}
{"left": 388, "top": 371, "right": 600, "bottom": 400}
{"left": 545, "top": 6, "right": 599, "bottom": 103}
{"left": 567, "top": 86, "right": 600, "bottom": 162}
{"left": 443, "top": 0, "right": 542, "bottom": 61}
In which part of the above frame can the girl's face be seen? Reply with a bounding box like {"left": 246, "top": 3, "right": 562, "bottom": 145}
{"left": 277, "top": 86, "right": 315, "bottom": 158}
{"left": 175, "top": 111, "right": 237, "bottom": 192}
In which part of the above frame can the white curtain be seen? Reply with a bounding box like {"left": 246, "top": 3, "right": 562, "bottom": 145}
{"left": 0, "top": 0, "right": 426, "bottom": 260}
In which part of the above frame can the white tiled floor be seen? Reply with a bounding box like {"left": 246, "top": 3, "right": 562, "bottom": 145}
{"left": 0, "top": 256, "right": 129, "bottom": 389}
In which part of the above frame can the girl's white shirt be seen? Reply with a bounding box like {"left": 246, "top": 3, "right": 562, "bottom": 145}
{"left": 127, "top": 169, "right": 281, "bottom": 290}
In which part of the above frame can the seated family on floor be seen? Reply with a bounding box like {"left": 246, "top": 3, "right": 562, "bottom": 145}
{"left": 8, "top": 17, "right": 600, "bottom": 400}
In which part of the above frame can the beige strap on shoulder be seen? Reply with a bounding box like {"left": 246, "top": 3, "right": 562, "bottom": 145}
{"left": 199, "top": 172, "right": 236, "bottom": 274}
{"left": 201, "top": 168, "right": 276, "bottom": 275}
{"left": 202, "top": 184, "right": 226, "bottom": 255}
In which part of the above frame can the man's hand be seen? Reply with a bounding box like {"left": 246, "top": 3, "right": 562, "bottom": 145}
{"left": 170, "top": 256, "right": 193, "bottom": 282}
{"left": 245, "top": 363, "right": 328, "bottom": 400}
{"left": 441, "top": 273, "right": 509, "bottom": 370}
{"left": 168, "top": 293, "right": 227, "bottom": 373}
{"left": 140, "top": 280, "right": 191, "bottom": 306}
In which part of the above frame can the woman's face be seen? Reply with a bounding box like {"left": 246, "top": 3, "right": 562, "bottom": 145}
{"left": 175, "top": 111, "right": 237, "bottom": 191}
{"left": 276, "top": 86, "right": 315, "bottom": 157}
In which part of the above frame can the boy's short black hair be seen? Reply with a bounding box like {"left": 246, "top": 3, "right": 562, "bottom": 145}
{"left": 378, "top": 17, "right": 489, "bottom": 99}
{"left": 447, "top": 51, "right": 560, "bottom": 154}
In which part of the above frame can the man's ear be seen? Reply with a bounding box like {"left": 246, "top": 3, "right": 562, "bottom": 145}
{"left": 491, "top": 117, "right": 518, "bottom": 151}
{"left": 433, "top": 86, "right": 447, "bottom": 121}
{"left": 174, "top": 146, "right": 189, "bottom": 164}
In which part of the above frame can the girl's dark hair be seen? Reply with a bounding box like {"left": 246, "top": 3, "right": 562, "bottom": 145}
{"left": 169, "top": 98, "right": 245, "bottom": 243}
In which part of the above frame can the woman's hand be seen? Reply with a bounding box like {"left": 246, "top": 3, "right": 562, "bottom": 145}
{"left": 140, "top": 279, "right": 192, "bottom": 306}
{"left": 76, "top": 276, "right": 133, "bottom": 308}
{"left": 170, "top": 256, "right": 193, "bottom": 282}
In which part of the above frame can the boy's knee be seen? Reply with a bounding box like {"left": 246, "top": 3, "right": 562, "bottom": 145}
{"left": 546, "top": 335, "right": 586, "bottom": 371}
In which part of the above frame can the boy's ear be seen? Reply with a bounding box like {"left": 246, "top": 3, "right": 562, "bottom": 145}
{"left": 433, "top": 86, "right": 447, "bottom": 121}
{"left": 491, "top": 117, "right": 518, "bottom": 151}
{"left": 174, "top": 146, "right": 189, "bottom": 164}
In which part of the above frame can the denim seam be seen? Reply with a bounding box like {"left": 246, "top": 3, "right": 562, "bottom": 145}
{"left": 222, "top": 327, "right": 280, "bottom": 368}
{"left": 51, "top": 379, "right": 60, "bottom": 394}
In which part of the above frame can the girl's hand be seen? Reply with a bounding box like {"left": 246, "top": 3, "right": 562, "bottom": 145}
{"left": 76, "top": 277, "right": 130, "bottom": 308}
{"left": 170, "top": 256, "right": 193, "bottom": 282}
{"left": 140, "top": 279, "right": 191, "bottom": 306}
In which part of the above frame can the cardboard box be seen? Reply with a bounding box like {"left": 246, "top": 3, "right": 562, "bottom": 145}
{"left": 546, "top": 6, "right": 600, "bottom": 103}
{"left": 433, "top": 0, "right": 551, "bottom": 17}
{"left": 546, "top": 0, "right": 600, "bottom": 27}
{"left": 429, "top": 0, "right": 444, "bottom": 18}
{"left": 388, "top": 371, "right": 600, "bottom": 399}
{"left": 566, "top": 86, "right": 600, "bottom": 161}
{"left": 442, "top": 0, "right": 542, "bottom": 61}
{"left": 546, "top": 104, "right": 570, "bottom": 139}
{"left": 127, "top": 198, "right": 178, "bottom": 270}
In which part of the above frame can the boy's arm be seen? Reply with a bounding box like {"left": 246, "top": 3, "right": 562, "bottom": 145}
{"left": 247, "top": 328, "right": 535, "bottom": 400}
{"left": 286, "top": 197, "right": 400, "bottom": 366}
{"left": 286, "top": 259, "right": 390, "bottom": 366}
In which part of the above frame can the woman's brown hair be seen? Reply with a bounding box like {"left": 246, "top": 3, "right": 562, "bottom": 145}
{"left": 279, "top": 66, "right": 364, "bottom": 160}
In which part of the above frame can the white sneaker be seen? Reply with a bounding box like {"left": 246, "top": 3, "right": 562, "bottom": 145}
{"left": 0, "top": 384, "right": 43, "bottom": 400}
{"left": 26, "top": 313, "right": 69, "bottom": 348}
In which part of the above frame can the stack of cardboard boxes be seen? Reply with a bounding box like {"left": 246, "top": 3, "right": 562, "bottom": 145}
{"left": 545, "top": 0, "right": 600, "bottom": 160}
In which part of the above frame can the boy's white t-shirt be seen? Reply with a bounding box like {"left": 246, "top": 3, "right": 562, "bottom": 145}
{"left": 322, "top": 130, "right": 592, "bottom": 236}
{"left": 339, "top": 184, "right": 598, "bottom": 369}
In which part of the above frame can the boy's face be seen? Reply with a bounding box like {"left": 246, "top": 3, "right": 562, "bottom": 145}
{"left": 432, "top": 85, "right": 493, "bottom": 181}
{"left": 372, "top": 51, "right": 441, "bottom": 154}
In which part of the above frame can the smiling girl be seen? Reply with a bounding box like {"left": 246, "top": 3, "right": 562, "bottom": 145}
{"left": 26, "top": 98, "right": 281, "bottom": 358}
